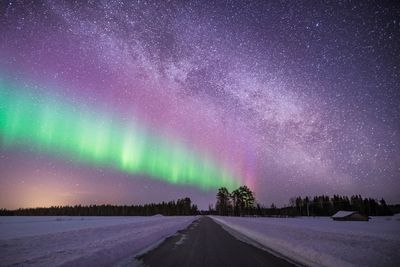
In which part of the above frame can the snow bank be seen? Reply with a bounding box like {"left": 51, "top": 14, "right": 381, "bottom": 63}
{"left": 211, "top": 215, "right": 400, "bottom": 267}
{"left": 0, "top": 216, "right": 197, "bottom": 266}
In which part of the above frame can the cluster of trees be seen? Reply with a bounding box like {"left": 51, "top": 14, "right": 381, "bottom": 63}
{"left": 213, "top": 186, "right": 256, "bottom": 216}
{"left": 0, "top": 197, "right": 198, "bottom": 216}
{"left": 288, "top": 195, "right": 393, "bottom": 216}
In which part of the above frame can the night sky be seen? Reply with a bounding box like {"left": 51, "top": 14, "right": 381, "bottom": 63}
{"left": 0, "top": 1, "right": 399, "bottom": 209}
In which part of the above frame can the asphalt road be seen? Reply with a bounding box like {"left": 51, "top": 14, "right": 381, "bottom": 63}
{"left": 137, "top": 216, "right": 296, "bottom": 267}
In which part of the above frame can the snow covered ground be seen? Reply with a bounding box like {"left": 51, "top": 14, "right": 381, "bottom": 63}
{"left": 0, "top": 216, "right": 197, "bottom": 266}
{"left": 211, "top": 215, "right": 400, "bottom": 267}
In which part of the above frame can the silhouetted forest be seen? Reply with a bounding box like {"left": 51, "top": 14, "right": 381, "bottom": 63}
{"left": 284, "top": 195, "right": 394, "bottom": 217}
{"left": 211, "top": 186, "right": 395, "bottom": 217}
{"left": 1, "top": 192, "right": 397, "bottom": 217}
{"left": 0, "top": 197, "right": 198, "bottom": 216}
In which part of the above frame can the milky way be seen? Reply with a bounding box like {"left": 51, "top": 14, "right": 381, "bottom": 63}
{"left": 0, "top": 1, "right": 399, "bottom": 209}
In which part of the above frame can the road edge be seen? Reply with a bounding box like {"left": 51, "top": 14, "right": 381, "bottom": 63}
{"left": 114, "top": 216, "right": 200, "bottom": 267}
{"left": 209, "top": 216, "right": 306, "bottom": 267}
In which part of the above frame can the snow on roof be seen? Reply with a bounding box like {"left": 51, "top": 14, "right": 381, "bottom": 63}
{"left": 331, "top": 210, "right": 357, "bottom": 218}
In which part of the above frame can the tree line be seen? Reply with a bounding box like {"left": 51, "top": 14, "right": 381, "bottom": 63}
{"left": 0, "top": 197, "right": 198, "bottom": 216}
{"left": 211, "top": 186, "right": 395, "bottom": 217}
{"left": 286, "top": 195, "right": 393, "bottom": 216}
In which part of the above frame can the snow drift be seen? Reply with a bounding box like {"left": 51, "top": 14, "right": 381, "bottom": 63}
{"left": 0, "top": 216, "right": 197, "bottom": 266}
{"left": 211, "top": 215, "right": 400, "bottom": 267}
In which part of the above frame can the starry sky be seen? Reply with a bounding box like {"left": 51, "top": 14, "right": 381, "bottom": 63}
{"left": 0, "top": 0, "right": 399, "bottom": 209}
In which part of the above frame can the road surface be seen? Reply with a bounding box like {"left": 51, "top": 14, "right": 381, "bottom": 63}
{"left": 137, "top": 216, "right": 296, "bottom": 267}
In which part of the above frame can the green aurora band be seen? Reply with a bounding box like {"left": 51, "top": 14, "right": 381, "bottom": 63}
{"left": 0, "top": 79, "right": 240, "bottom": 190}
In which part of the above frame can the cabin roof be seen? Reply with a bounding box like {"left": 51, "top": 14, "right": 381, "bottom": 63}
{"left": 331, "top": 210, "right": 358, "bottom": 218}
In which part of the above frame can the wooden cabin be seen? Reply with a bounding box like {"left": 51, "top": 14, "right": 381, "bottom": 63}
{"left": 331, "top": 211, "right": 369, "bottom": 221}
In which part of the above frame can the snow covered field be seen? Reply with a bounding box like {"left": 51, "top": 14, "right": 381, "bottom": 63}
{"left": 0, "top": 216, "right": 197, "bottom": 266}
{"left": 211, "top": 215, "right": 400, "bottom": 267}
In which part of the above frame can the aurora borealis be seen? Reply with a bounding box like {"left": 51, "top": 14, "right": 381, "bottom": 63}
{"left": 0, "top": 1, "right": 399, "bottom": 209}
{"left": 0, "top": 79, "right": 240, "bottom": 190}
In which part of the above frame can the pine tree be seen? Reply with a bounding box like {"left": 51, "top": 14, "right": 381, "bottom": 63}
{"left": 216, "top": 187, "right": 231, "bottom": 216}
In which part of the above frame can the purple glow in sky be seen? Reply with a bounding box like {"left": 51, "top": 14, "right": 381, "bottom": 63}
{"left": 0, "top": 1, "right": 399, "bottom": 209}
